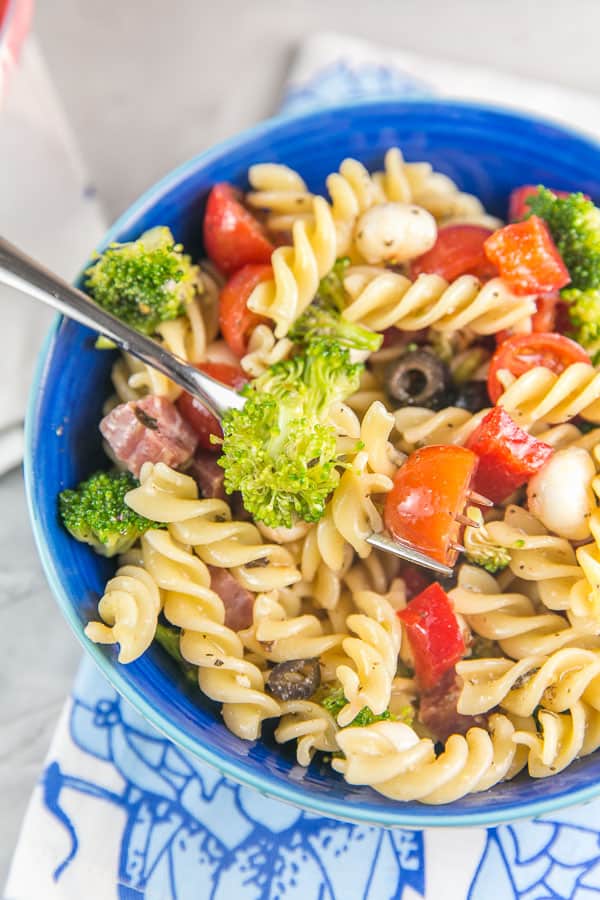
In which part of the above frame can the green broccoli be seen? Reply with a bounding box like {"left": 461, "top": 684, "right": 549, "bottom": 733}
{"left": 526, "top": 188, "right": 600, "bottom": 291}
{"left": 85, "top": 226, "right": 198, "bottom": 335}
{"left": 59, "top": 470, "right": 163, "bottom": 557}
{"left": 318, "top": 684, "right": 412, "bottom": 727}
{"left": 464, "top": 507, "right": 511, "bottom": 574}
{"left": 289, "top": 258, "right": 383, "bottom": 352}
{"left": 526, "top": 188, "right": 600, "bottom": 350}
{"left": 154, "top": 623, "right": 198, "bottom": 686}
{"left": 218, "top": 340, "right": 363, "bottom": 528}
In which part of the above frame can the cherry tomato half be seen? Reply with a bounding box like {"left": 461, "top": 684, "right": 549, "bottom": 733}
{"left": 176, "top": 361, "right": 248, "bottom": 451}
{"left": 383, "top": 445, "right": 478, "bottom": 567}
{"left": 410, "top": 224, "right": 498, "bottom": 282}
{"left": 203, "top": 183, "right": 274, "bottom": 276}
{"left": 219, "top": 263, "right": 272, "bottom": 357}
{"left": 487, "top": 332, "right": 591, "bottom": 404}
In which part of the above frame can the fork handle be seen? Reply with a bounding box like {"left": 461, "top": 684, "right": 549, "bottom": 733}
{"left": 0, "top": 236, "right": 244, "bottom": 418}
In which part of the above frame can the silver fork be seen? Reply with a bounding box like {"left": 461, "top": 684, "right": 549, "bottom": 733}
{"left": 0, "top": 236, "right": 455, "bottom": 576}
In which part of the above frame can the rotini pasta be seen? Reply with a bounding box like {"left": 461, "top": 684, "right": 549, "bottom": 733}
{"left": 84, "top": 560, "right": 161, "bottom": 663}
{"left": 450, "top": 565, "right": 600, "bottom": 659}
{"left": 247, "top": 195, "right": 337, "bottom": 337}
{"left": 335, "top": 589, "right": 402, "bottom": 726}
{"left": 246, "top": 163, "right": 313, "bottom": 232}
{"left": 333, "top": 714, "right": 526, "bottom": 803}
{"left": 498, "top": 363, "right": 600, "bottom": 426}
{"left": 342, "top": 271, "right": 535, "bottom": 334}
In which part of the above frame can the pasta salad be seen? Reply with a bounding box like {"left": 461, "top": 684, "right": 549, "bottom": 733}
{"left": 59, "top": 148, "right": 600, "bottom": 804}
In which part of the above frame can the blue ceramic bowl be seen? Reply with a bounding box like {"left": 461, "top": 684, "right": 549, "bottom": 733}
{"left": 26, "top": 100, "right": 600, "bottom": 828}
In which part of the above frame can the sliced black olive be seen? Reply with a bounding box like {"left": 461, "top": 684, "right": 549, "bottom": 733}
{"left": 386, "top": 349, "right": 452, "bottom": 410}
{"left": 454, "top": 380, "right": 490, "bottom": 413}
{"left": 266, "top": 658, "right": 321, "bottom": 701}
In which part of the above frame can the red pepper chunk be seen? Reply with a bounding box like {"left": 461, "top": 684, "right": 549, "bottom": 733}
{"left": 383, "top": 445, "right": 478, "bottom": 568}
{"left": 483, "top": 216, "right": 570, "bottom": 296}
{"left": 465, "top": 407, "right": 553, "bottom": 505}
{"left": 397, "top": 583, "right": 465, "bottom": 689}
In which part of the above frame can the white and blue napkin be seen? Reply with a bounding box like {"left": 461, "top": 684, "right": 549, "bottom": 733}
{"left": 6, "top": 32, "right": 600, "bottom": 900}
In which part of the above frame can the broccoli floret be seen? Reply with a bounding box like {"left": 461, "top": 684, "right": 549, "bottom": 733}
{"left": 218, "top": 340, "right": 363, "bottom": 528}
{"left": 85, "top": 226, "right": 198, "bottom": 335}
{"left": 318, "top": 684, "right": 410, "bottom": 727}
{"left": 59, "top": 470, "right": 163, "bottom": 557}
{"left": 154, "top": 623, "right": 198, "bottom": 686}
{"left": 562, "top": 287, "right": 600, "bottom": 352}
{"left": 464, "top": 507, "right": 511, "bottom": 574}
{"left": 526, "top": 188, "right": 600, "bottom": 291}
{"left": 289, "top": 258, "right": 383, "bottom": 351}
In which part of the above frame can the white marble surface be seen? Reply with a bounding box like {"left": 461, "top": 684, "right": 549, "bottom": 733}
{"left": 4, "top": 0, "right": 600, "bottom": 890}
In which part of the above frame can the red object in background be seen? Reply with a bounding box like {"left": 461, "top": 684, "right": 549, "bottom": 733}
{"left": 218, "top": 263, "right": 271, "bottom": 357}
{"left": 410, "top": 225, "right": 498, "bottom": 282}
{"left": 397, "top": 583, "right": 466, "bottom": 689}
{"left": 508, "top": 184, "right": 589, "bottom": 222}
{"left": 203, "top": 183, "right": 274, "bottom": 276}
{"left": 383, "top": 445, "right": 478, "bottom": 567}
{"left": 176, "top": 361, "right": 247, "bottom": 451}
{"left": 487, "top": 332, "right": 591, "bottom": 403}
{"left": 465, "top": 406, "right": 554, "bottom": 504}
{"left": 0, "top": 0, "right": 34, "bottom": 106}
{"left": 483, "top": 216, "right": 571, "bottom": 295}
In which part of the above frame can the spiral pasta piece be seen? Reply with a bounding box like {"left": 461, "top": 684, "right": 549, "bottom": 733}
{"left": 572, "top": 447, "right": 600, "bottom": 619}
{"left": 328, "top": 449, "right": 393, "bottom": 559}
{"left": 333, "top": 714, "right": 525, "bottom": 804}
{"left": 465, "top": 505, "right": 582, "bottom": 614}
{"left": 126, "top": 463, "right": 301, "bottom": 592}
{"left": 84, "top": 561, "right": 162, "bottom": 663}
{"left": 239, "top": 589, "right": 345, "bottom": 664}
{"left": 275, "top": 700, "right": 339, "bottom": 766}
{"left": 393, "top": 406, "right": 488, "bottom": 452}
{"left": 457, "top": 647, "right": 600, "bottom": 719}
{"left": 335, "top": 589, "right": 402, "bottom": 726}
{"left": 342, "top": 271, "right": 535, "bottom": 335}
{"left": 240, "top": 323, "right": 293, "bottom": 377}
{"left": 247, "top": 195, "right": 337, "bottom": 337}
{"left": 513, "top": 701, "right": 600, "bottom": 777}
{"left": 372, "top": 147, "right": 500, "bottom": 228}
{"left": 139, "top": 530, "right": 279, "bottom": 740}
{"left": 246, "top": 163, "right": 312, "bottom": 232}
{"left": 450, "top": 566, "right": 600, "bottom": 659}
{"left": 497, "top": 363, "right": 600, "bottom": 427}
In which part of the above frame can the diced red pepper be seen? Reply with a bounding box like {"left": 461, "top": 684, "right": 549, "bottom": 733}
{"left": 509, "top": 185, "right": 590, "bottom": 222}
{"left": 383, "top": 445, "right": 478, "bottom": 567}
{"left": 397, "top": 583, "right": 466, "bottom": 689}
{"left": 483, "top": 216, "right": 571, "bottom": 296}
{"left": 465, "top": 406, "right": 554, "bottom": 504}
{"left": 410, "top": 224, "right": 498, "bottom": 282}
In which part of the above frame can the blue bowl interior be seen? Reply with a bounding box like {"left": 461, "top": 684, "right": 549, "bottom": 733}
{"left": 26, "top": 100, "right": 600, "bottom": 828}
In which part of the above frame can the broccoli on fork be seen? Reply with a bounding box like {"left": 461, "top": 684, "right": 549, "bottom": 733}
{"left": 289, "top": 258, "right": 383, "bottom": 352}
{"left": 59, "top": 470, "right": 163, "bottom": 557}
{"left": 218, "top": 339, "right": 363, "bottom": 529}
{"left": 85, "top": 226, "right": 198, "bottom": 335}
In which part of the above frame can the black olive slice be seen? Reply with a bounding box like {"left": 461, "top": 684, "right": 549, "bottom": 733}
{"left": 386, "top": 349, "right": 452, "bottom": 410}
{"left": 454, "top": 380, "right": 490, "bottom": 413}
{"left": 266, "top": 658, "right": 321, "bottom": 701}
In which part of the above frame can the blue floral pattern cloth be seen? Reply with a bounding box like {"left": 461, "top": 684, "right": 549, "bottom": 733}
{"left": 7, "top": 48, "right": 600, "bottom": 900}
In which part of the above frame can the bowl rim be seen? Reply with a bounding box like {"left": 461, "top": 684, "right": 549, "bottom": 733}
{"left": 25, "top": 97, "right": 600, "bottom": 828}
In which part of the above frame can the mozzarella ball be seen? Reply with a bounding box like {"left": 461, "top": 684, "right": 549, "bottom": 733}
{"left": 527, "top": 447, "right": 596, "bottom": 541}
{"left": 354, "top": 202, "right": 437, "bottom": 265}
